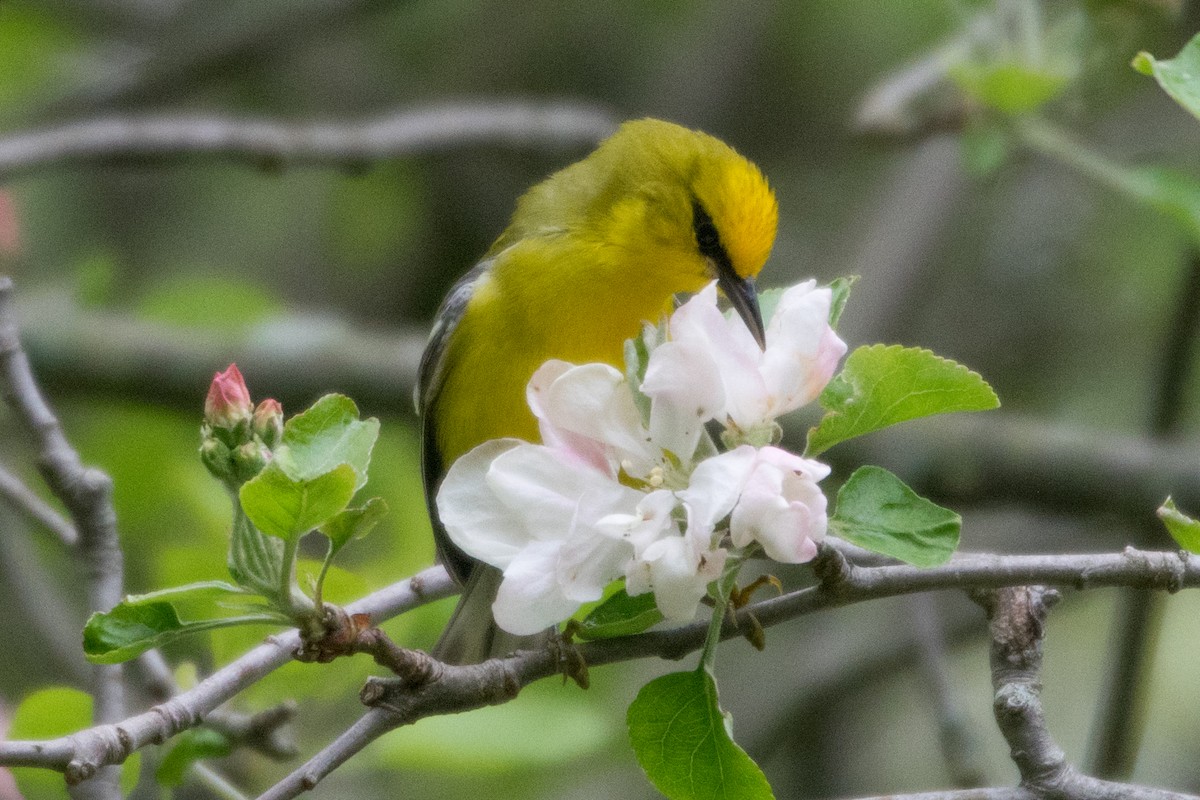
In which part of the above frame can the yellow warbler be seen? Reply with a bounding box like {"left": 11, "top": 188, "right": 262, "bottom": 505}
{"left": 417, "top": 118, "right": 777, "bottom": 663}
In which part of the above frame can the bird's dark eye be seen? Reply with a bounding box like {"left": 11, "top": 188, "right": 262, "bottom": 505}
{"left": 692, "top": 202, "right": 722, "bottom": 257}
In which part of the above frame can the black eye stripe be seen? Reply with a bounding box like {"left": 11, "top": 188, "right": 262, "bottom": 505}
{"left": 691, "top": 201, "right": 723, "bottom": 258}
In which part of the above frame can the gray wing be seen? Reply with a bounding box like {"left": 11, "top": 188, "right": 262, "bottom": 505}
{"left": 417, "top": 258, "right": 494, "bottom": 585}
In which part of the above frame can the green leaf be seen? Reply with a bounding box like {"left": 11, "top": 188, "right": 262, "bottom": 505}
{"left": 575, "top": 589, "right": 664, "bottom": 640}
{"left": 827, "top": 276, "right": 856, "bottom": 329}
{"left": 10, "top": 688, "right": 140, "bottom": 797}
{"left": 628, "top": 669, "right": 773, "bottom": 800}
{"left": 156, "top": 728, "right": 235, "bottom": 787}
{"left": 273, "top": 394, "right": 380, "bottom": 490}
{"left": 831, "top": 466, "right": 960, "bottom": 567}
{"left": 83, "top": 584, "right": 281, "bottom": 663}
{"left": 320, "top": 497, "right": 389, "bottom": 555}
{"left": 950, "top": 61, "right": 1069, "bottom": 114}
{"left": 1134, "top": 32, "right": 1200, "bottom": 123}
{"left": 239, "top": 462, "right": 357, "bottom": 541}
{"left": 806, "top": 344, "right": 999, "bottom": 457}
{"left": 960, "top": 124, "right": 1011, "bottom": 177}
{"left": 1157, "top": 496, "right": 1200, "bottom": 553}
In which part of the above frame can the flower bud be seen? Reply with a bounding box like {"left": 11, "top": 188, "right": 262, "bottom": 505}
{"left": 204, "top": 364, "right": 253, "bottom": 433}
{"left": 252, "top": 398, "right": 284, "bottom": 449}
{"left": 199, "top": 437, "right": 234, "bottom": 482}
{"left": 232, "top": 441, "right": 271, "bottom": 482}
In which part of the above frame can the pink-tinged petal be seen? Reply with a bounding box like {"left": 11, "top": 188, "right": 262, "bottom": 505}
{"left": 759, "top": 284, "right": 848, "bottom": 416}
{"left": 728, "top": 447, "right": 829, "bottom": 563}
{"left": 204, "top": 364, "right": 253, "bottom": 429}
{"left": 493, "top": 541, "right": 581, "bottom": 634}
{"left": 543, "top": 363, "right": 656, "bottom": 468}
{"left": 527, "top": 360, "right": 611, "bottom": 471}
{"left": 437, "top": 439, "right": 531, "bottom": 569}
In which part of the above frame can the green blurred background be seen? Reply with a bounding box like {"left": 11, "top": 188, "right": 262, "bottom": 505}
{"left": 3, "top": 0, "right": 1200, "bottom": 797}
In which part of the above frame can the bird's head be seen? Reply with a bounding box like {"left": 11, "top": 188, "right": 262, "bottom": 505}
{"left": 589, "top": 119, "right": 778, "bottom": 347}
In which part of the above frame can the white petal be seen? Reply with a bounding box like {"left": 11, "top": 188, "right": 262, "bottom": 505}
{"left": 437, "top": 439, "right": 530, "bottom": 569}
{"left": 543, "top": 363, "right": 656, "bottom": 467}
{"left": 681, "top": 446, "right": 758, "bottom": 546}
{"left": 492, "top": 541, "right": 581, "bottom": 635}
{"left": 758, "top": 284, "right": 848, "bottom": 416}
{"left": 631, "top": 536, "right": 725, "bottom": 623}
{"left": 642, "top": 339, "right": 725, "bottom": 461}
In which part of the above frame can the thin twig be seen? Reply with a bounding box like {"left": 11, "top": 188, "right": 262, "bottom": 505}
{"left": 0, "top": 276, "right": 125, "bottom": 800}
{"left": 0, "top": 460, "right": 78, "bottom": 546}
{"left": 0, "top": 102, "right": 618, "bottom": 181}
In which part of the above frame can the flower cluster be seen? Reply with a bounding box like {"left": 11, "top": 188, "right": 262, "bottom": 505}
{"left": 438, "top": 280, "right": 847, "bottom": 635}
{"left": 200, "top": 364, "right": 284, "bottom": 487}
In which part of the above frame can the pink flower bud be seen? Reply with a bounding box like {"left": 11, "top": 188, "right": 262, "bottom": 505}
{"left": 252, "top": 398, "right": 284, "bottom": 448}
{"left": 204, "top": 364, "right": 253, "bottom": 430}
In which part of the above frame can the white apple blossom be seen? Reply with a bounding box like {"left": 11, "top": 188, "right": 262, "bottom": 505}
{"left": 437, "top": 278, "right": 846, "bottom": 636}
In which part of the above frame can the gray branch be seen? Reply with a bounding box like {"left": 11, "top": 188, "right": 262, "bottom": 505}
{"left": 0, "top": 460, "right": 77, "bottom": 546}
{"left": 0, "top": 276, "right": 125, "bottom": 799}
{"left": 976, "top": 586, "right": 1192, "bottom": 800}
{"left": 0, "top": 565, "right": 456, "bottom": 784}
{"left": 0, "top": 101, "right": 618, "bottom": 181}
{"left": 256, "top": 543, "right": 1200, "bottom": 800}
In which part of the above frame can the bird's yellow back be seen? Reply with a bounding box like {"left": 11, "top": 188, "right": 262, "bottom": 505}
{"left": 419, "top": 118, "right": 777, "bottom": 585}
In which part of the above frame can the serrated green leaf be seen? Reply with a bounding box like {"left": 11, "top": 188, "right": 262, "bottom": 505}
{"left": 628, "top": 669, "right": 773, "bottom": 800}
{"left": 1134, "top": 32, "right": 1200, "bottom": 123}
{"left": 10, "top": 688, "right": 140, "bottom": 797}
{"left": 576, "top": 589, "right": 664, "bottom": 640}
{"left": 239, "top": 462, "right": 357, "bottom": 541}
{"left": 806, "top": 345, "right": 999, "bottom": 457}
{"left": 320, "top": 497, "right": 389, "bottom": 554}
{"left": 1157, "top": 496, "right": 1200, "bottom": 553}
{"left": 83, "top": 596, "right": 280, "bottom": 664}
{"left": 950, "top": 61, "right": 1069, "bottom": 114}
{"left": 156, "top": 728, "right": 235, "bottom": 787}
{"left": 831, "top": 466, "right": 960, "bottom": 567}
{"left": 273, "top": 394, "right": 380, "bottom": 490}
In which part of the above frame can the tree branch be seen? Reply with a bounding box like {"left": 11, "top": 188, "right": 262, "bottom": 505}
{"left": 0, "top": 101, "right": 617, "bottom": 181}
{"left": 0, "top": 460, "right": 78, "bottom": 547}
{"left": 976, "top": 586, "right": 1192, "bottom": 800}
{"left": 0, "top": 276, "right": 125, "bottom": 799}
{"left": 0, "top": 565, "right": 456, "bottom": 783}
{"left": 256, "top": 543, "right": 1200, "bottom": 799}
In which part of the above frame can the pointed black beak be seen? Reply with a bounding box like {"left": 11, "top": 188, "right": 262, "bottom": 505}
{"left": 717, "top": 269, "right": 766, "bottom": 350}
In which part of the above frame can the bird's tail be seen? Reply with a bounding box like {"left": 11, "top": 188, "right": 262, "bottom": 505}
{"left": 432, "top": 566, "right": 551, "bottom": 664}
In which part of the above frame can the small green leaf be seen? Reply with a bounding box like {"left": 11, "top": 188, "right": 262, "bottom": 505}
{"left": 831, "top": 466, "right": 960, "bottom": 567}
{"left": 806, "top": 344, "right": 999, "bottom": 457}
{"left": 239, "top": 462, "right": 357, "bottom": 541}
{"left": 83, "top": 607, "right": 277, "bottom": 665}
{"left": 1158, "top": 496, "right": 1200, "bottom": 553}
{"left": 273, "top": 394, "right": 379, "bottom": 490}
{"left": 1134, "top": 32, "right": 1200, "bottom": 122}
{"left": 10, "top": 688, "right": 140, "bottom": 797}
{"left": 320, "top": 497, "right": 389, "bottom": 555}
{"left": 156, "top": 728, "right": 235, "bottom": 787}
{"left": 576, "top": 589, "right": 664, "bottom": 640}
{"left": 827, "top": 276, "right": 856, "bottom": 329}
{"left": 950, "top": 61, "right": 1069, "bottom": 114}
{"left": 628, "top": 669, "right": 773, "bottom": 800}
